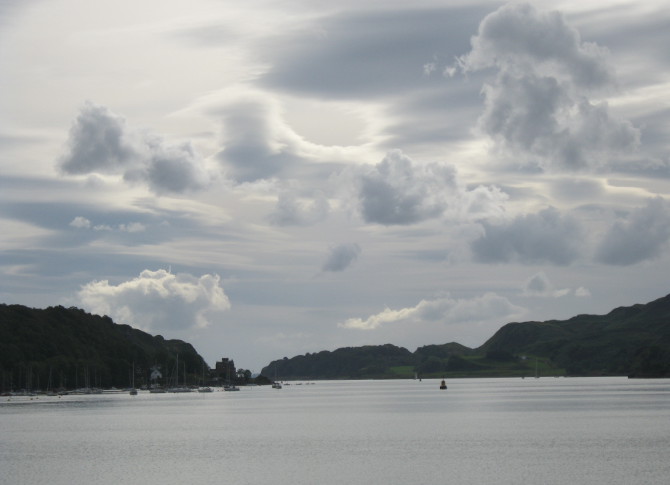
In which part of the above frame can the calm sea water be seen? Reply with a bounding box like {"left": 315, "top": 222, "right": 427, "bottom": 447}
{"left": 1, "top": 377, "right": 669, "bottom": 485}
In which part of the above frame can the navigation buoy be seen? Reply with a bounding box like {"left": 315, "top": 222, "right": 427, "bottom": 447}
{"left": 440, "top": 379, "right": 447, "bottom": 390}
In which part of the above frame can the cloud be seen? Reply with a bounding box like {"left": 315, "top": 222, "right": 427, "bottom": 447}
{"left": 58, "top": 102, "right": 210, "bottom": 193}
{"left": 258, "top": 7, "right": 485, "bottom": 99}
{"left": 76, "top": 269, "right": 230, "bottom": 331}
{"left": 595, "top": 197, "right": 670, "bottom": 265}
{"left": 339, "top": 292, "right": 525, "bottom": 330}
{"left": 214, "top": 92, "right": 310, "bottom": 183}
{"left": 69, "top": 216, "right": 91, "bottom": 229}
{"left": 267, "top": 190, "right": 330, "bottom": 226}
{"left": 521, "top": 271, "right": 570, "bottom": 298}
{"left": 355, "top": 149, "right": 507, "bottom": 225}
{"left": 455, "top": 3, "right": 640, "bottom": 171}
{"left": 471, "top": 207, "right": 582, "bottom": 265}
{"left": 322, "top": 243, "right": 361, "bottom": 272}
{"left": 69, "top": 216, "right": 146, "bottom": 233}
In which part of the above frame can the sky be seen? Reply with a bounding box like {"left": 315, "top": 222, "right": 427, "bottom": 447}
{"left": 2, "top": 0, "right": 670, "bottom": 372}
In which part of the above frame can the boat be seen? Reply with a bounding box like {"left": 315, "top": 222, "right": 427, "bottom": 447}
{"left": 129, "top": 362, "right": 138, "bottom": 395}
{"left": 167, "top": 355, "right": 193, "bottom": 392}
{"left": 223, "top": 385, "right": 240, "bottom": 392}
{"left": 439, "top": 379, "right": 447, "bottom": 390}
{"left": 272, "top": 364, "right": 282, "bottom": 389}
{"left": 197, "top": 387, "right": 213, "bottom": 393}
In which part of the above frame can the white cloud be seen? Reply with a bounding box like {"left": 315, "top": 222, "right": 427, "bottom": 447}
{"left": 69, "top": 216, "right": 146, "bottom": 233}
{"left": 455, "top": 3, "right": 640, "bottom": 171}
{"left": 69, "top": 216, "right": 91, "bottom": 228}
{"left": 118, "top": 222, "right": 146, "bottom": 233}
{"left": 339, "top": 292, "right": 525, "bottom": 330}
{"left": 58, "top": 102, "right": 211, "bottom": 194}
{"left": 322, "top": 243, "right": 361, "bottom": 272}
{"left": 77, "top": 269, "right": 231, "bottom": 331}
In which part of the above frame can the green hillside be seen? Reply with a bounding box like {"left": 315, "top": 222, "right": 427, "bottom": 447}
{"left": 262, "top": 294, "right": 670, "bottom": 379}
{"left": 263, "top": 344, "right": 415, "bottom": 380}
{"left": 3, "top": 293, "right": 669, "bottom": 389}
{"left": 479, "top": 294, "right": 670, "bottom": 376}
{"left": 0, "top": 304, "right": 207, "bottom": 391}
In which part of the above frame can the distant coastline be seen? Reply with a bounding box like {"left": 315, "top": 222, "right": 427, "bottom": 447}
{"left": 2, "top": 293, "right": 669, "bottom": 393}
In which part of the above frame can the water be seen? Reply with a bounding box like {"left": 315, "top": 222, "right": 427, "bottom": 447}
{"left": 1, "top": 377, "right": 669, "bottom": 484}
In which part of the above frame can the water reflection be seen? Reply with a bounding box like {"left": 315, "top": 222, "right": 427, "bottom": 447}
{"left": 1, "top": 377, "right": 669, "bottom": 485}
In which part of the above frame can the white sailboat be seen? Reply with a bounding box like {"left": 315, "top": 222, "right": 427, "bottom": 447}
{"left": 129, "top": 362, "right": 138, "bottom": 395}
{"left": 272, "top": 364, "right": 282, "bottom": 389}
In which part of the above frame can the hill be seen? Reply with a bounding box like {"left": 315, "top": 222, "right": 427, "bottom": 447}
{"left": 480, "top": 294, "right": 670, "bottom": 377}
{"left": 0, "top": 304, "right": 207, "bottom": 391}
{"left": 262, "top": 294, "right": 670, "bottom": 379}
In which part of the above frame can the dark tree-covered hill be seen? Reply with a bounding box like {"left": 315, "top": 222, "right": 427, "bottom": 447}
{"left": 479, "top": 293, "right": 670, "bottom": 377}
{"left": 261, "top": 294, "right": 670, "bottom": 379}
{"left": 262, "top": 344, "right": 414, "bottom": 380}
{"left": 0, "top": 304, "right": 208, "bottom": 391}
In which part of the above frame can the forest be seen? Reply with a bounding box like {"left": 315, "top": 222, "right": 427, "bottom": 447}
{"left": 262, "top": 294, "right": 670, "bottom": 379}
{"left": 0, "top": 304, "right": 207, "bottom": 391}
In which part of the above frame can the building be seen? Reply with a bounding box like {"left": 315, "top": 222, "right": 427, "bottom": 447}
{"left": 214, "top": 358, "right": 236, "bottom": 384}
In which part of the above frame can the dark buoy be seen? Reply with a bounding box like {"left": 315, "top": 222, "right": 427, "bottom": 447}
{"left": 440, "top": 379, "right": 447, "bottom": 390}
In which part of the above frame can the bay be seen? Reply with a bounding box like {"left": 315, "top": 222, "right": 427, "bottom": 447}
{"left": 1, "top": 377, "right": 669, "bottom": 485}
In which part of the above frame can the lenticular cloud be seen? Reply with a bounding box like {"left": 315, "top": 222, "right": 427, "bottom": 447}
{"left": 77, "top": 269, "right": 231, "bottom": 331}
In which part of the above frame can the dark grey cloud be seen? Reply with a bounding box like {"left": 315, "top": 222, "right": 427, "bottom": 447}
{"left": 459, "top": 3, "right": 614, "bottom": 89}
{"left": 258, "top": 6, "right": 489, "bottom": 99}
{"left": 130, "top": 140, "right": 210, "bottom": 194}
{"left": 267, "top": 191, "right": 330, "bottom": 227}
{"left": 456, "top": 3, "right": 640, "bottom": 171}
{"left": 215, "top": 96, "right": 303, "bottom": 183}
{"left": 355, "top": 150, "right": 508, "bottom": 225}
{"left": 595, "top": 197, "right": 670, "bottom": 265}
{"left": 471, "top": 207, "right": 582, "bottom": 265}
{"left": 58, "top": 102, "right": 136, "bottom": 174}
{"left": 322, "top": 243, "right": 361, "bottom": 272}
{"left": 58, "top": 102, "right": 210, "bottom": 193}
{"left": 356, "top": 150, "right": 456, "bottom": 225}
{"left": 521, "top": 271, "right": 570, "bottom": 298}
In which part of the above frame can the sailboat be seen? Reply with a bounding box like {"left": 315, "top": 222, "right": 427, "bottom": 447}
{"left": 272, "top": 364, "right": 282, "bottom": 389}
{"left": 129, "top": 362, "right": 138, "bottom": 395}
{"left": 198, "top": 362, "right": 213, "bottom": 392}
{"left": 168, "top": 355, "right": 192, "bottom": 392}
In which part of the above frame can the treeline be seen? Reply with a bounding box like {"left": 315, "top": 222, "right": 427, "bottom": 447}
{"left": 262, "top": 294, "right": 670, "bottom": 379}
{"left": 0, "top": 304, "right": 207, "bottom": 391}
